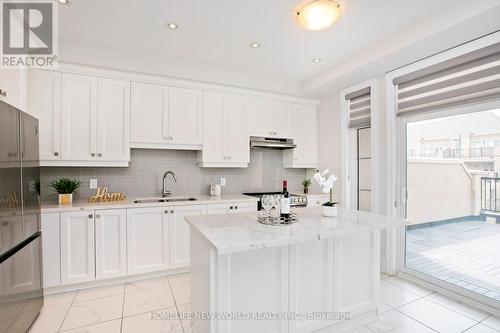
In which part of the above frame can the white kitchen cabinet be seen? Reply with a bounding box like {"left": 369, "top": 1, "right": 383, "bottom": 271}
{"left": 0, "top": 105, "right": 20, "bottom": 164}
{"left": 169, "top": 204, "right": 206, "bottom": 269}
{"left": 0, "top": 68, "right": 27, "bottom": 111}
{"left": 249, "top": 97, "right": 293, "bottom": 138}
{"left": 131, "top": 82, "right": 203, "bottom": 150}
{"left": 61, "top": 73, "right": 98, "bottom": 161}
{"left": 283, "top": 105, "right": 318, "bottom": 168}
{"left": 27, "top": 69, "right": 62, "bottom": 161}
{"left": 127, "top": 207, "right": 170, "bottom": 275}
{"left": 41, "top": 212, "right": 61, "bottom": 288}
{"left": 168, "top": 87, "right": 203, "bottom": 147}
{"left": 95, "top": 209, "right": 127, "bottom": 280}
{"left": 60, "top": 210, "right": 95, "bottom": 285}
{"left": 199, "top": 92, "right": 250, "bottom": 167}
{"left": 97, "top": 78, "right": 130, "bottom": 162}
{"left": 206, "top": 202, "right": 257, "bottom": 215}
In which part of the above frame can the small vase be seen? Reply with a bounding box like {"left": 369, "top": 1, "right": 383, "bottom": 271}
{"left": 322, "top": 204, "right": 337, "bottom": 218}
{"left": 58, "top": 193, "right": 73, "bottom": 205}
{"left": 303, "top": 187, "right": 309, "bottom": 194}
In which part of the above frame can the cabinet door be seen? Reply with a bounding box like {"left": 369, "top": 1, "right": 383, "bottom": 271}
{"left": 61, "top": 73, "right": 98, "bottom": 161}
{"left": 28, "top": 69, "right": 61, "bottom": 161}
{"left": 95, "top": 209, "right": 127, "bottom": 280}
{"left": 223, "top": 94, "right": 250, "bottom": 163}
{"left": 249, "top": 97, "right": 274, "bottom": 137}
{"left": 41, "top": 212, "right": 61, "bottom": 288}
{"left": 169, "top": 205, "right": 206, "bottom": 269}
{"left": 201, "top": 92, "right": 225, "bottom": 163}
{"left": 168, "top": 87, "right": 203, "bottom": 146}
{"left": 283, "top": 105, "right": 318, "bottom": 168}
{"left": 0, "top": 68, "right": 27, "bottom": 111}
{"left": 273, "top": 101, "right": 293, "bottom": 138}
{"left": 206, "top": 202, "right": 256, "bottom": 214}
{"left": 60, "top": 211, "right": 95, "bottom": 285}
{"left": 127, "top": 207, "right": 169, "bottom": 275}
{"left": 130, "top": 82, "right": 168, "bottom": 145}
{"left": 97, "top": 78, "right": 130, "bottom": 162}
{"left": 0, "top": 105, "right": 20, "bottom": 163}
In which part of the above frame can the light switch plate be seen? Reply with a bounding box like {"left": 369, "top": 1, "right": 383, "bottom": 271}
{"left": 90, "top": 179, "right": 98, "bottom": 189}
{"left": 220, "top": 178, "right": 226, "bottom": 186}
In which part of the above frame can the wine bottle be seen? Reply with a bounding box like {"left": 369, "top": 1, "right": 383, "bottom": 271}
{"left": 281, "top": 180, "right": 291, "bottom": 219}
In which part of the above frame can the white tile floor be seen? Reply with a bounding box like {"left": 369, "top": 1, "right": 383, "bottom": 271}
{"left": 24, "top": 273, "right": 500, "bottom": 333}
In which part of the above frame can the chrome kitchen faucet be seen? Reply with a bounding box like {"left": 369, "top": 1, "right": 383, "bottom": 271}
{"left": 162, "top": 170, "right": 178, "bottom": 197}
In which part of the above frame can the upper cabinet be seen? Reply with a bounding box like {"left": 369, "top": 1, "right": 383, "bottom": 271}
{"left": 0, "top": 68, "right": 27, "bottom": 111}
{"left": 283, "top": 104, "right": 318, "bottom": 168}
{"left": 28, "top": 70, "right": 130, "bottom": 167}
{"left": 198, "top": 92, "right": 250, "bottom": 167}
{"left": 28, "top": 69, "right": 61, "bottom": 161}
{"left": 249, "top": 97, "right": 293, "bottom": 138}
{"left": 130, "top": 82, "right": 203, "bottom": 150}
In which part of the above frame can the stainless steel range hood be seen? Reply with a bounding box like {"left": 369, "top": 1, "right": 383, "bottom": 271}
{"left": 250, "top": 136, "right": 296, "bottom": 150}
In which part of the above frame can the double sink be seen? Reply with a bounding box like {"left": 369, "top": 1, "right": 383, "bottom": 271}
{"left": 134, "top": 197, "right": 197, "bottom": 204}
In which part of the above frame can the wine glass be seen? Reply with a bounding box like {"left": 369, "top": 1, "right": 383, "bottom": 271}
{"left": 261, "top": 195, "right": 275, "bottom": 220}
{"left": 273, "top": 194, "right": 283, "bottom": 219}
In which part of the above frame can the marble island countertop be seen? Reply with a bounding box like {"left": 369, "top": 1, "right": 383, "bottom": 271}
{"left": 185, "top": 206, "right": 406, "bottom": 254}
{"left": 41, "top": 193, "right": 258, "bottom": 213}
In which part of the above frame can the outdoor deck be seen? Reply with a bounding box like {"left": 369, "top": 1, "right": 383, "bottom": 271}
{"left": 406, "top": 219, "right": 500, "bottom": 302}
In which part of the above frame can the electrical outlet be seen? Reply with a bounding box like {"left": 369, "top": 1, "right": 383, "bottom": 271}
{"left": 90, "top": 179, "right": 98, "bottom": 189}
{"left": 220, "top": 177, "right": 226, "bottom": 186}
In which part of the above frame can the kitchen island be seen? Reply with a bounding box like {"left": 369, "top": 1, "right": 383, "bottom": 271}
{"left": 185, "top": 206, "right": 406, "bottom": 333}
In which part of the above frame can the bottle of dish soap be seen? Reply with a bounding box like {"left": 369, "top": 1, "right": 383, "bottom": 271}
{"left": 209, "top": 178, "right": 216, "bottom": 196}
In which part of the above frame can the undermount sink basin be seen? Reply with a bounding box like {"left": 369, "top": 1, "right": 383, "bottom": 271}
{"left": 133, "top": 197, "right": 197, "bottom": 204}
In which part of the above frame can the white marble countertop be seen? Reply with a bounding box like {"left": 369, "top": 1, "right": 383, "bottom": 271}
{"left": 186, "top": 207, "right": 406, "bottom": 254}
{"left": 40, "top": 194, "right": 258, "bottom": 213}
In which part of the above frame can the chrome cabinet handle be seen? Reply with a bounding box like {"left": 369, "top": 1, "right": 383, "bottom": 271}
{"left": 235, "top": 206, "right": 238, "bottom": 209}
{"left": 0, "top": 90, "right": 6, "bottom": 97}
{"left": 88, "top": 214, "right": 93, "bottom": 219}
{"left": 91, "top": 153, "right": 96, "bottom": 157}
{"left": 97, "top": 153, "right": 102, "bottom": 157}
{"left": 54, "top": 152, "right": 59, "bottom": 156}
{"left": 229, "top": 206, "right": 233, "bottom": 210}
{"left": 95, "top": 214, "right": 100, "bottom": 219}
{"left": 164, "top": 210, "right": 169, "bottom": 214}
{"left": 170, "top": 210, "right": 174, "bottom": 214}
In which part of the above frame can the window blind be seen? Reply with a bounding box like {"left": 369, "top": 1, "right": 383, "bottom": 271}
{"left": 346, "top": 86, "right": 371, "bottom": 128}
{"left": 394, "top": 42, "right": 500, "bottom": 116}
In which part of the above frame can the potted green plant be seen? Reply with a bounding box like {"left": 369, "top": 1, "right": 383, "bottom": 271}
{"left": 313, "top": 169, "right": 338, "bottom": 217}
{"left": 50, "top": 178, "right": 82, "bottom": 205}
{"left": 302, "top": 178, "right": 312, "bottom": 194}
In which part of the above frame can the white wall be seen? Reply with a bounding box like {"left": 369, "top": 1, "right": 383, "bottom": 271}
{"left": 59, "top": 42, "right": 303, "bottom": 96}
{"left": 407, "top": 160, "right": 472, "bottom": 224}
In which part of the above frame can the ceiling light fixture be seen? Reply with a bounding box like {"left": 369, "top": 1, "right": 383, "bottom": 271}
{"left": 58, "top": 0, "right": 71, "bottom": 4}
{"left": 313, "top": 58, "right": 322, "bottom": 63}
{"left": 250, "top": 42, "right": 260, "bottom": 48}
{"left": 166, "top": 22, "right": 178, "bottom": 30}
{"left": 296, "top": 0, "right": 341, "bottom": 30}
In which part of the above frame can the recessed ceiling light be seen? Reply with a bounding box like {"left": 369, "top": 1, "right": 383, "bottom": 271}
{"left": 296, "top": 0, "right": 342, "bottom": 30}
{"left": 250, "top": 42, "right": 260, "bottom": 48}
{"left": 166, "top": 22, "right": 178, "bottom": 30}
{"left": 313, "top": 58, "right": 322, "bottom": 63}
{"left": 58, "top": 0, "right": 71, "bottom": 4}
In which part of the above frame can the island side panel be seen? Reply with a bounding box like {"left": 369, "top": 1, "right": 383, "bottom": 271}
{"left": 217, "top": 246, "right": 290, "bottom": 333}
{"left": 289, "top": 238, "right": 335, "bottom": 333}
{"left": 336, "top": 229, "right": 380, "bottom": 318}
{"left": 190, "top": 228, "right": 217, "bottom": 333}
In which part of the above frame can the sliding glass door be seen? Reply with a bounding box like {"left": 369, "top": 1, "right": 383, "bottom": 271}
{"left": 401, "top": 105, "right": 500, "bottom": 306}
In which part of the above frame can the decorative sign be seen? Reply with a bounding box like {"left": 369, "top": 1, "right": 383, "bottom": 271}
{"left": 88, "top": 187, "right": 126, "bottom": 203}
{"left": 0, "top": 191, "right": 21, "bottom": 209}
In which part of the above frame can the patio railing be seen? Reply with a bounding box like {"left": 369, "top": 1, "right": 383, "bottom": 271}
{"left": 481, "top": 177, "right": 500, "bottom": 213}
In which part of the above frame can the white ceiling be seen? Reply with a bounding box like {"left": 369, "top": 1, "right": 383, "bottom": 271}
{"left": 58, "top": 0, "right": 500, "bottom": 96}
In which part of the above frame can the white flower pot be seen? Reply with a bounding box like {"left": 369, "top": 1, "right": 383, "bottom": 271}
{"left": 322, "top": 204, "right": 338, "bottom": 218}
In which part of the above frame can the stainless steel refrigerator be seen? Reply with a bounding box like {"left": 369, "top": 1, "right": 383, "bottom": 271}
{"left": 0, "top": 100, "right": 43, "bottom": 332}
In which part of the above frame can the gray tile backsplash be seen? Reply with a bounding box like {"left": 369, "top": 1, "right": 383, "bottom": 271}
{"left": 40, "top": 149, "right": 308, "bottom": 203}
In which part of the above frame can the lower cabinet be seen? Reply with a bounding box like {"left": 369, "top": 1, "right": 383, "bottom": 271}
{"left": 169, "top": 205, "right": 207, "bottom": 269}
{"left": 95, "top": 209, "right": 127, "bottom": 280}
{"left": 41, "top": 212, "right": 61, "bottom": 288}
{"left": 60, "top": 210, "right": 96, "bottom": 285}
{"left": 206, "top": 202, "right": 257, "bottom": 215}
{"left": 126, "top": 207, "right": 170, "bottom": 275}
